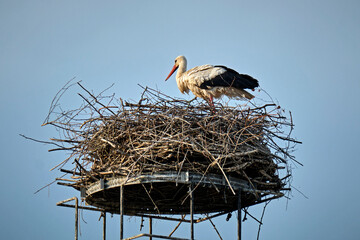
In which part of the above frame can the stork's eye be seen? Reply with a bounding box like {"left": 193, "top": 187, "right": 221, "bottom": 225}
{"left": 175, "top": 60, "right": 177, "bottom": 63}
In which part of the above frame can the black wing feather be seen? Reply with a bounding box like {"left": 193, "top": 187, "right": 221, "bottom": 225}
{"left": 199, "top": 65, "right": 259, "bottom": 90}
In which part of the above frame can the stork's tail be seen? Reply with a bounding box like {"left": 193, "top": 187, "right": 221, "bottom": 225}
{"left": 226, "top": 88, "right": 255, "bottom": 100}
{"left": 239, "top": 89, "right": 255, "bottom": 99}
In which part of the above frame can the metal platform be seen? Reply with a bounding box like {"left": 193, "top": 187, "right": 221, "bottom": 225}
{"left": 83, "top": 171, "right": 268, "bottom": 215}
{"left": 57, "top": 171, "right": 283, "bottom": 239}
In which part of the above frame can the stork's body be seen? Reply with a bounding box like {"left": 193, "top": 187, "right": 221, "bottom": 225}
{"left": 165, "top": 56, "right": 259, "bottom": 106}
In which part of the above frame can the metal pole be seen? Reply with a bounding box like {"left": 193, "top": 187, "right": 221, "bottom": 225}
{"left": 149, "top": 217, "right": 152, "bottom": 240}
{"left": 189, "top": 184, "right": 194, "bottom": 240}
{"left": 103, "top": 211, "right": 106, "bottom": 240}
{"left": 120, "top": 185, "right": 124, "bottom": 240}
{"left": 75, "top": 197, "right": 78, "bottom": 240}
{"left": 237, "top": 190, "right": 242, "bottom": 240}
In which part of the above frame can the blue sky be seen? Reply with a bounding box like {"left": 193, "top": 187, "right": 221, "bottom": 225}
{"left": 1, "top": 0, "right": 360, "bottom": 239}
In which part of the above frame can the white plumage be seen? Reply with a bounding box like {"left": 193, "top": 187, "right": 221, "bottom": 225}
{"left": 165, "top": 56, "right": 259, "bottom": 106}
{"left": 165, "top": 56, "right": 259, "bottom": 105}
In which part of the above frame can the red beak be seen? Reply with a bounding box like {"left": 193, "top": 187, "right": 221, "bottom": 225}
{"left": 165, "top": 65, "right": 178, "bottom": 81}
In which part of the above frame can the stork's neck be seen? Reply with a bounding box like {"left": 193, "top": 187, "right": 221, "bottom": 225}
{"left": 175, "top": 57, "right": 189, "bottom": 93}
{"left": 176, "top": 58, "right": 187, "bottom": 80}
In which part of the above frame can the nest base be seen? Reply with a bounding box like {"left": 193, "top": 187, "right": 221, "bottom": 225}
{"left": 83, "top": 171, "right": 281, "bottom": 215}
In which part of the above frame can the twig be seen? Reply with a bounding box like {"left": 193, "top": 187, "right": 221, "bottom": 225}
{"left": 206, "top": 214, "right": 223, "bottom": 240}
{"left": 257, "top": 201, "right": 270, "bottom": 240}
{"left": 19, "top": 134, "right": 63, "bottom": 148}
{"left": 142, "top": 184, "right": 161, "bottom": 214}
{"left": 77, "top": 82, "right": 116, "bottom": 115}
{"left": 168, "top": 214, "right": 186, "bottom": 237}
{"left": 34, "top": 173, "right": 67, "bottom": 194}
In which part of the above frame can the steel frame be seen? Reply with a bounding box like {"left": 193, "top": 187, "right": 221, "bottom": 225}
{"left": 57, "top": 187, "right": 243, "bottom": 240}
{"left": 55, "top": 171, "right": 283, "bottom": 239}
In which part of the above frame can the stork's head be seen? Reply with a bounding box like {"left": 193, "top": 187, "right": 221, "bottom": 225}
{"left": 165, "top": 55, "right": 187, "bottom": 81}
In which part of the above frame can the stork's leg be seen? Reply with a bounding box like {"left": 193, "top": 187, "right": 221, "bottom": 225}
{"left": 208, "top": 96, "right": 216, "bottom": 114}
{"left": 209, "top": 96, "right": 214, "bottom": 107}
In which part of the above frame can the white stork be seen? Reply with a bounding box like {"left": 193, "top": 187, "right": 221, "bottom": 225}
{"left": 165, "top": 56, "right": 259, "bottom": 106}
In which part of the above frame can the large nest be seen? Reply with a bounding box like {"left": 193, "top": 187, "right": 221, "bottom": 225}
{"left": 43, "top": 82, "right": 300, "bottom": 196}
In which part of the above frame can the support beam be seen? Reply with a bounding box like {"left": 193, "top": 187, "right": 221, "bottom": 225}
{"left": 195, "top": 210, "right": 232, "bottom": 223}
{"left": 149, "top": 217, "right": 152, "bottom": 240}
{"left": 103, "top": 211, "right": 106, "bottom": 240}
{"left": 75, "top": 197, "right": 79, "bottom": 240}
{"left": 55, "top": 195, "right": 80, "bottom": 240}
{"left": 124, "top": 233, "right": 188, "bottom": 240}
{"left": 237, "top": 190, "right": 242, "bottom": 240}
{"left": 120, "top": 185, "right": 124, "bottom": 240}
{"left": 132, "top": 214, "right": 190, "bottom": 223}
{"left": 189, "top": 184, "right": 194, "bottom": 240}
